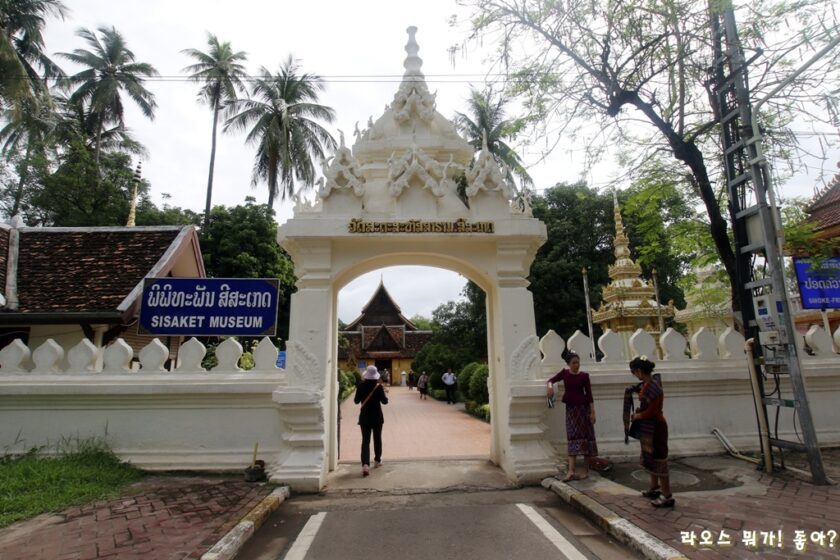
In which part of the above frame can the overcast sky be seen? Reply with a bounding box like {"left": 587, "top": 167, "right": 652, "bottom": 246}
{"left": 41, "top": 1, "right": 839, "bottom": 324}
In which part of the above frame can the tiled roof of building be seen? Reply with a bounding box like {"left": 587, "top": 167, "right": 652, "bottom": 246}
{"left": 0, "top": 225, "right": 201, "bottom": 318}
{"left": 344, "top": 280, "right": 418, "bottom": 331}
{"left": 807, "top": 167, "right": 840, "bottom": 232}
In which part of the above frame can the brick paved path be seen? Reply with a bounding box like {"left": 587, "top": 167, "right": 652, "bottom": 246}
{"left": 0, "top": 477, "right": 272, "bottom": 560}
{"left": 581, "top": 470, "right": 840, "bottom": 559}
{"left": 339, "top": 385, "right": 491, "bottom": 463}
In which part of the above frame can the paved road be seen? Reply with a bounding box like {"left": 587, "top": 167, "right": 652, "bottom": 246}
{"left": 242, "top": 388, "right": 641, "bottom": 560}
{"left": 236, "top": 487, "right": 642, "bottom": 560}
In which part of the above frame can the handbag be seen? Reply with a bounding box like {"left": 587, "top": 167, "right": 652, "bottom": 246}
{"left": 627, "top": 419, "right": 642, "bottom": 440}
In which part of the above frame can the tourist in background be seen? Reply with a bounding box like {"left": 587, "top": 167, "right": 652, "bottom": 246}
{"left": 546, "top": 352, "right": 597, "bottom": 481}
{"left": 408, "top": 370, "right": 416, "bottom": 390}
{"left": 417, "top": 371, "right": 429, "bottom": 399}
{"left": 629, "top": 356, "right": 674, "bottom": 507}
{"left": 354, "top": 365, "right": 389, "bottom": 476}
{"left": 442, "top": 368, "right": 457, "bottom": 404}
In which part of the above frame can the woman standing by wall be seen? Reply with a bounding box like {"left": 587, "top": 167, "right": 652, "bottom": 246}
{"left": 546, "top": 352, "right": 598, "bottom": 481}
{"left": 629, "top": 356, "right": 674, "bottom": 507}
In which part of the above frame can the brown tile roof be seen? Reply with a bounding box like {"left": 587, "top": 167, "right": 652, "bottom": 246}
{"left": 807, "top": 168, "right": 840, "bottom": 232}
{"left": 1, "top": 225, "right": 199, "bottom": 318}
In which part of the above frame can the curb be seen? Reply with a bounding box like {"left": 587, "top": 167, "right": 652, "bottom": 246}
{"left": 201, "top": 486, "right": 291, "bottom": 560}
{"left": 541, "top": 478, "right": 689, "bottom": 560}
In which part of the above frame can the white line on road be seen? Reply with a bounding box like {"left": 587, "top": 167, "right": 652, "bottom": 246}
{"left": 516, "top": 503, "right": 589, "bottom": 560}
{"left": 282, "top": 511, "right": 327, "bottom": 560}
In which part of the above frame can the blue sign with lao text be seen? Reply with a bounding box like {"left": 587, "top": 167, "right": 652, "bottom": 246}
{"left": 139, "top": 278, "right": 280, "bottom": 336}
{"left": 794, "top": 257, "right": 840, "bottom": 310}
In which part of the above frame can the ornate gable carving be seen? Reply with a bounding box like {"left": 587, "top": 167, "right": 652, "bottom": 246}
{"left": 318, "top": 131, "right": 365, "bottom": 199}
{"left": 387, "top": 145, "right": 460, "bottom": 198}
{"left": 465, "top": 136, "right": 517, "bottom": 201}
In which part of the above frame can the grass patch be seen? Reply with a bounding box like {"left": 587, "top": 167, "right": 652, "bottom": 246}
{"left": 0, "top": 440, "right": 143, "bottom": 528}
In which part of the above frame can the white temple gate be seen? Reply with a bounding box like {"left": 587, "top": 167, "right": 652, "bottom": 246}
{"left": 274, "top": 27, "right": 554, "bottom": 490}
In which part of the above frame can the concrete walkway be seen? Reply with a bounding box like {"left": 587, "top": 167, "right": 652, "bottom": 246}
{"left": 339, "top": 385, "right": 490, "bottom": 463}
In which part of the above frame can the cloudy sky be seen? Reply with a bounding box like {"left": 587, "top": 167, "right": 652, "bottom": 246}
{"left": 41, "top": 1, "right": 839, "bottom": 323}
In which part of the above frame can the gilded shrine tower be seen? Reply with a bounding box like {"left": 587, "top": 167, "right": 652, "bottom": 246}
{"left": 592, "top": 192, "right": 674, "bottom": 358}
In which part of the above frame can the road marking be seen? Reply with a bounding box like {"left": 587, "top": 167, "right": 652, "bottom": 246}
{"left": 283, "top": 512, "right": 327, "bottom": 560}
{"left": 516, "top": 503, "right": 588, "bottom": 560}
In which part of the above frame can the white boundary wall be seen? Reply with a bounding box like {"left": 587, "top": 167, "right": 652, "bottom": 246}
{"left": 1, "top": 323, "right": 838, "bottom": 491}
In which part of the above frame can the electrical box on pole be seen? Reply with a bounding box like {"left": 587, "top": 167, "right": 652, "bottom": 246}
{"left": 709, "top": 2, "right": 829, "bottom": 484}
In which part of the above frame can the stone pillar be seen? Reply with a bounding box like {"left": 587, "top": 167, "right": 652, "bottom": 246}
{"left": 491, "top": 247, "right": 556, "bottom": 483}
{"left": 274, "top": 241, "right": 335, "bottom": 491}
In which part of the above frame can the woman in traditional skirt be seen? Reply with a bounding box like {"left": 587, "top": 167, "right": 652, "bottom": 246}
{"left": 629, "top": 356, "right": 674, "bottom": 508}
{"left": 546, "top": 352, "right": 597, "bottom": 481}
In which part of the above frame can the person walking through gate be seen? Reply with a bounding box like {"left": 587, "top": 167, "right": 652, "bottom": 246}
{"left": 442, "top": 368, "right": 457, "bottom": 404}
{"left": 546, "top": 352, "right": 598, "bottom": 481}
{"left": 628, "top": 356, "right": 674, "bottom": 507}
{"left": 354, "top": 365, "right": 389, "bottom": 476}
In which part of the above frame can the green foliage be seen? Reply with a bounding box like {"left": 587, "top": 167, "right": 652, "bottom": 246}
{"left": 408, "top": 314, "right": 433, "bottom": 330}
{"left": 464, "top": 400, "right": 491, "bottom": 422}
{"left": 411, "top": 343, "right": 471, "bottom": 389}
{"left": 782, "top": 197, "right": 840, "bottom": 261}
{"left": 30, "top": 141, "right": 136, "bottom": 226}
{"left": 199, "top": 199, "right": 297, "bottom": 342}
{"left": 453, "top": 86, "right": 533, "bottom": 189}
{"left": 338, "top": 369, "right": 359, "bottom": 400}
{"left": 468, "top": 364, "right": 490, "bottom": 404}
{"left": 0, "top": 439, "right": 142, "bottom": 528}
{"left": 430, "top": 281, "right": 487, "bottom": 361}
{"left": 458, "top": 362, "right": 482, "bottom": 397}
{"left": 529, "top": 182, "right": 614, "bottom": 337}
{"left": 224, "top": 56, "right": 336, "bottom": 209}
{"left": 620, "top": 164, "right": 698, "bottom": 309}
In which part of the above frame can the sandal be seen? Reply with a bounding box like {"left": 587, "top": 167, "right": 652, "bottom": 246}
{"left": 642, "top": 486, "right": 661, "bottom": 498}
{"left": 651, "top": 494, "right": 675, "bottom": 508}
{"left": 561, "top": 474, "right": 580, "bottom": 482}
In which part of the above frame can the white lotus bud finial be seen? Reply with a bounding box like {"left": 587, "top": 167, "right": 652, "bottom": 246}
{"left": 404, "top": 26, "right": 424, "bottom": 80}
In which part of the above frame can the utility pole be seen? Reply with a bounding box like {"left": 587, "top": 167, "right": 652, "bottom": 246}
{"left": 709, "top": 1, "right": 829, "bottom": 484}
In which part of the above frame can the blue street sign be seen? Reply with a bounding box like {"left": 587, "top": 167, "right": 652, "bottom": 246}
{"left": 276, "top": 351, "right": 286, "bottom": 369}
{"left": 139, "top": 278, "right": 280, "bottom": 336}
{"left": 794, "top": 257, "right": 840, "bottom": 310}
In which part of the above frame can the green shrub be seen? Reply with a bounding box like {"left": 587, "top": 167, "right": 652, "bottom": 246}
{"left": 338, "top": 369, "right": 360, "bottom": 400}
{"left": 469, "top": 364, "right": 490, "bottom": 404}
{"left": 430, "top": 389, "right": 446, "bottom": 401}
{"left": 459, "top": 362, "right": 481, "bottom": 396}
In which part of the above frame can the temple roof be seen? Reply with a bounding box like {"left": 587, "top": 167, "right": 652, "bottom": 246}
{"left": 806, "top": 165, "right": 840, "bottom": 233}
{"left": 344, "top": 279, "right": 418, "bottom": 331}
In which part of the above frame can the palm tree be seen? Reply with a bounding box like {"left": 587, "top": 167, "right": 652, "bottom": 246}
{"left": 58, "top": 25, "right": 158, "bottom": 169}
{"left": 225, "top": 55, "right": 336, "bottom": 210}
{"left": 454, "top": 86, "right": 533, "bottom": 189}
{"left": 0, "top": 0, "right": 66, "bottom": 108}
{"left": 182, "top": 33, "right": 248, "bottom": 228}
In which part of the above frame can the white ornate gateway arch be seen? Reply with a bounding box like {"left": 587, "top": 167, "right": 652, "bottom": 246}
{"left": 274, "top": 27, "right": 555, "bottom": 490}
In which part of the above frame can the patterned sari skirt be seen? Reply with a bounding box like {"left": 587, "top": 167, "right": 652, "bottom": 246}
{"left": 639, "top": 419, "right": 669, "bottom": 477}
{"left": 565, "top": 403, "right": 598, "bottom": 456}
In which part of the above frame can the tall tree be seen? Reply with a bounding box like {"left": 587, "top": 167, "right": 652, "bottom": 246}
{"left": 453, "top": 86, "right": 532, "bottom": 188}
{"left": 182, "top": 33, "right": 248, "bottom": 229}
{"left": 58, "top": 25, "right": 158, "bottom": 169}
{"left": 459, "top": 0, "right": 840, "bottom": 311}
{"left": 199, "top": 199, "right": 297, "bottom": 341}
{"left": 225, "top": 55, "right": 336, "bottom": 210}
{"left": 529, "top": 182, "right": 615, "bottom": 337}
{"left": 0, "top": 0, "right": 66, "bottom": 108}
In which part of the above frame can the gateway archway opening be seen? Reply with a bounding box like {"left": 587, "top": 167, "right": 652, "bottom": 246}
{"left": 272, "top": 27, "right": 556, "bottom": 491}
{"left": 336, "top": 266, "right": 491, "bottom": 465}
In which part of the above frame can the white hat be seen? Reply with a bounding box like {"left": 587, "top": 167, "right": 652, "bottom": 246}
{"left": 363, "top": 365, "right": 380, "bottom": 380}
